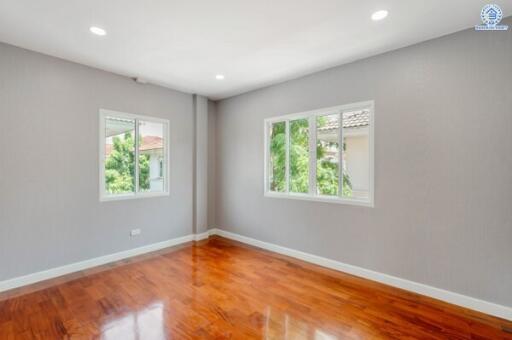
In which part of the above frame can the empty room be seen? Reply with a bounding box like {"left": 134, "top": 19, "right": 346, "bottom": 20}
{"left": 0, "top": 1, "right": 511, "bottom": 339}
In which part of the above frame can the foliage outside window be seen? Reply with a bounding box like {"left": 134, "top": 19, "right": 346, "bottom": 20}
{"left": 100, "top": 110, "right": 169, "bottom": 201}
{"left": 290, "top": 119, "right": 309, "bottom": 193}
{"left": 265, "top": 102, "right": 373, "bottom": 206}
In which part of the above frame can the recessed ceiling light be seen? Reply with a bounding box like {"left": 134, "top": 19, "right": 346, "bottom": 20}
{"left": 215, "top": 74, "right": 225, "bottom": 80}
{"left": 371, "top": 10, "right": 388, "bottom": 21}
{"left": 89, "top": 26, "right": 107, "bottom": 36}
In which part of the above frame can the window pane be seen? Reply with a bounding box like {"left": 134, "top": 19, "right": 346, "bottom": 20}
{"left": 316, "top": 114, "right": 339, "bottom": 196}
{"left": 289, "top": 119, "right": 309, "bottom": 193}
{"left": 269, "top": 121, "right": 286, "bottom": 192}
{"left": 342, "top": 110, "right": 370, "bottom": 199}
{"left": 104, "top": 117, "right": 136, "bottom": 195}
{"left": 139, "top": 120, "right": 165, "bottom": 193}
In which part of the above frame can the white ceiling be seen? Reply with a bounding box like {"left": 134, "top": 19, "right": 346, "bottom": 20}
{"left": 0, "top": 1, "right": 510, "bottom": 100}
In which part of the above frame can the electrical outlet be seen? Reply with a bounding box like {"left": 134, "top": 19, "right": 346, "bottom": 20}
{"left": 130, "top": 229, "right": 141, "bottom": 237}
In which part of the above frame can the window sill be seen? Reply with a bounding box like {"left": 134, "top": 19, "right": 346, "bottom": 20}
{"left": 100, "top": 191, "right": 170, "bottom": 202}
{"left": 264, "top": 191, "right": 373, "bottom": 207}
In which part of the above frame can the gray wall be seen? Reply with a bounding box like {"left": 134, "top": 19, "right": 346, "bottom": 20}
{"left": 0, "top": 42, "right": 194, "bottom": 281}
{"left": 214, "top": 21, "right": 512, "bottom": 306}
{"left": 193, "top": 95, "right": 208, "bottom": 234}
{"left": 207, "top": 100, "right": 217, "bottom": 229}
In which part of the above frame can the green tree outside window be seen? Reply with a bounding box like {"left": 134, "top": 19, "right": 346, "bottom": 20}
{"left": 269, "top": 119, "right": 352, "bottom": 196}
{"left": 105, "top": 133, "right": 151, "bottom": 194}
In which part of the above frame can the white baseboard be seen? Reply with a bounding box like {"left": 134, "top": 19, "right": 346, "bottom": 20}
{"left": 0, "top": 234, "right": 195, "bottom": 293}
{"left": 209, "top": 228, "right": 512, "bottom": 321}
{"left": 194, "top": 231, "right": 211, "bottom": 241}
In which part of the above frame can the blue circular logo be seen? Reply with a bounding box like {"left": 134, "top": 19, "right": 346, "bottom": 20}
{"left": 481, "top": 4, "right": 503, "bottom": 26}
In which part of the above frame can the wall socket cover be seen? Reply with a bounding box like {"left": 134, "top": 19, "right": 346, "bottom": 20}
{"left": 130, "top": 229, "right": 141, "bottom": 236}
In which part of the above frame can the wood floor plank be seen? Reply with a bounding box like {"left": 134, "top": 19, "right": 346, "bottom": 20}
{"left": 0, "top": 236, "right": 510, "bottom": 339}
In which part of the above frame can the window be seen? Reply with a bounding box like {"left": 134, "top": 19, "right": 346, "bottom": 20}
{"left": 264, "top": 101, "right": 374, "bottom": 206}
{"left": 99, "top": 109, "right": 169, "bottom": 201}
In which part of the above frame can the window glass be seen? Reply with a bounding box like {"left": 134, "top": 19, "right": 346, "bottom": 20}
{"left": 342, "top": 110, "right": 370, "bottom": 199}
{"left": 289, "top": 118, "right": 309, "bottom": 193}
{"left": 316, "top": 114, "right": 340, "bottom": 196}
{"left": 104, "top": 117, "right": 136, "bottom": 195}
{"left": 269, "top": 121, "right": 286, "bottom": 192}
{"left": 138, "top": 120, "right": 165, "bottom": 193}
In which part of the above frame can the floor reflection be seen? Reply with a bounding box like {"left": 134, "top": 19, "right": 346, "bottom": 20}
{"left": 314, "top": 329, "right": 338, "bottom": 340}
{"left": 263, "top": 306, "right": 338, "bottom": 340}
{"left": 101, "top": 302, "right": 166, "bottom": 340}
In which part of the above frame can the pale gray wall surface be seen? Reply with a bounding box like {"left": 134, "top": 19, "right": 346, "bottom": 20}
{"left": 207, "top": 100, "right": 217, "bottom": 229}
{"left": 215, "top": 23, "right": 512, "bottom": 306}
{"left": 194, "top": 95, "right": 208, "bottom": 234}
{"left": 0, "top": 43, "right": 194, "bottom": 281}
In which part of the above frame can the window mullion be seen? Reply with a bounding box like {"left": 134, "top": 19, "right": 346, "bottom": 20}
{"left": 165, "top": 122, "right": 169, "bottom": 193}
{"left": 338, "top": 111, "right": 343, "bottom": 197}
{"left": 309, "top": 115, "right": 317, "bottom": 195}
{"left": 134, "top": 118, "right": 140, "bottom": 194}
{"left": 99, "top": 114, "right": 106, "bottom": 198}
{"left": 267, "top": 122, "right": 272, "bottom": 192}
{"left": 285, "top": 120, "right": 290, "bottom": 193}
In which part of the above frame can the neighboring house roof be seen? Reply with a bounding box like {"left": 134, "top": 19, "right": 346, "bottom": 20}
{"left": 139, "top": 136, "right": 163, "bottom": 152}
{"left": 318, "top": 110, "right": 369, "bottom": 132}
{"left": 105, "top": 136, "right": 163, "bottom": 157}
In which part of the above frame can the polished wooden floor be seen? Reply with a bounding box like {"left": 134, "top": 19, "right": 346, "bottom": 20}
{"left": 1, "top": 236, "right": 511, "bottom": 339}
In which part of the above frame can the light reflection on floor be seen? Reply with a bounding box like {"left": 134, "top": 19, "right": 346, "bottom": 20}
{"left": 101, "top": 302, "right": 166, "bottom": 340}
{"left": 99, "top": 302, "right": 343, "bottom": 340}
{"left": 314, "top": 329, "right": 339, "bottom": 340}
{"left": 263, "top": 306, "right": 339, "bottom": 340}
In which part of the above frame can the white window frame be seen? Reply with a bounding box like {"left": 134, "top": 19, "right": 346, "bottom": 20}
{"left": 99, "top": 109, "right": 170, "bottom": 202}
{"left": 263, "top": 100, "right": 374, "bottom": 207}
